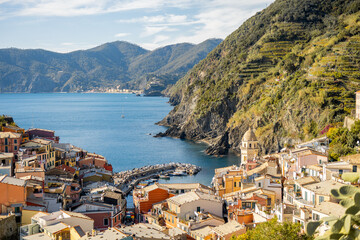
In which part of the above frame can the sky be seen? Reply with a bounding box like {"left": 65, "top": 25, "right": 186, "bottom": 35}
{"left": 0, "top": 0, "right": 274, "bottom": 53}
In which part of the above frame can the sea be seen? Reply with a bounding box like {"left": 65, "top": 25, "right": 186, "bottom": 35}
{"left": 0, "top": 93, "right": 240, "bottom": 189}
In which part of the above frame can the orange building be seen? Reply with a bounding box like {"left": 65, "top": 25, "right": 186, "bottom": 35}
{"left": 0, "top": 132, "right": 21, "bottom": 153}
{"left": 0, "top": 175, "right": 34, "bottom": 223}
{"left": 133, "top": 184, "right": 174, "bottom": 223}
{"left": 213, "top": 166, "right": 245, "bottom": 197}
{"left": 2, "top": 125, "right": 29, "bottom": 143}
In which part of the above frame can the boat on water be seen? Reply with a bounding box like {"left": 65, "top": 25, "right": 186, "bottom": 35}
{"left": 159, "top": 174, "right": 170, "bottom": 180}
{"left": 170, "top": 170, "right": 187, "bottom": 176}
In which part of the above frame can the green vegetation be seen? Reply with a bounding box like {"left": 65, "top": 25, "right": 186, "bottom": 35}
{"left": 0, "top": 39, "right": 221, "bottom": 93}
{"left": 164, "top": 0, "right": 360, "bottom": 154}
{"left": 306, "top": 184, "right": 360, "bottom": 239}
{"left": 231, "top": 218, "right": 311, "bottom": 240}
{"left": 326, "top": 121, "right": 360, "bottom": 160}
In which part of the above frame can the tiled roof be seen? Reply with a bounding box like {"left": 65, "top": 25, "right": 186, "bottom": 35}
{"left": 295, "top": 176, "right": 320, "bottom": 186}
{"left": 119, "top": 223, "right": 170, "bottom": 239}
{"left": 168, "top": 191, "right": 222, "bottom": 206}
{"left": 212, "top": 221, "right": 245, "bottom": 236}
{"left": 43, "top": 222, "right": 68, "bottom": 234}
{"left": 0, "top": 132, "right": 21, "bottom": 138}
{"left": 0, "top": 175, "right": 26, "bottom": 186}
{"left": 312, "top": 202, "right": 346, "bottom": 218}
{"left": 302, "top": 180, "right": 346, "bottom": 196}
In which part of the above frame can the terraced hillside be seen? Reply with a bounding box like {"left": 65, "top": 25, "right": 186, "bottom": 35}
{"left": 159, "top": 0, "right": 360, "bottom": 156}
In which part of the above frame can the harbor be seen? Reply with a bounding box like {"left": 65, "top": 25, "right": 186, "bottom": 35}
{"left": 113, "top": 162, "right": 201, "bottom": 195}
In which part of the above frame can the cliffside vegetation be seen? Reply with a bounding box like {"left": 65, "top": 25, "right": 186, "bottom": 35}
{"left": 0, "top": 39, "right": 221, "bottom": 93}
{"left": 160, "top": 0, "right": 360, "bottom": 156}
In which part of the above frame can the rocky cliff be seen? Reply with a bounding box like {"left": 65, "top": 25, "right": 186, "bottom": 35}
{"left": 158, "top": 0, "right": 360, "bottom": 156}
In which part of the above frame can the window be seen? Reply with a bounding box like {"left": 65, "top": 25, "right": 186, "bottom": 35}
{"left": 258, "top": 182, "right": 261, "bottom": 188}
{"left": 118, "top": 215, "right": 121, "bottom": 220}
{"left": 249, "top": 144, "right": 252, "bottom": 148}
{"left": 312, "top": 194, "right": 315, "bottom": 204}
{"left": 4, "top": 138, "right": 8, "bottom": 145}
{"left": 14, "top": 146, "right": 17, "bottom": 151}
{"left": 197, "top": 207, "right": 201, "bottom": 212}
{"left": 319, "top": 196, "right": 324, "bottom": 203}
{"left": 5, "top": 146, "right": 8, "bottom": 153}
{"left": 353, "top": 165, "right": 358, "bottom": 172}
{"left": 313, "top": 213, "right": 320, "bottom": 221}
{"left": 234, "top": 182, "right": 236, "bottom": 187}
{"left": 172, "top": 216, "right": 174, "bottom": 223}
{"left": 339, "top": 169, "right": 343, "bottom": 175}
{"left": 267, "top": 198, "right": 271, "bottom": 206}
{"left": 103, "top": 218, "right": 109, "bottom": 226}
{"left": 305, "top": 191, "right": 308, "bottom": 201}
{"left": 14, "top": 139, "right": 17, "bottom": 144}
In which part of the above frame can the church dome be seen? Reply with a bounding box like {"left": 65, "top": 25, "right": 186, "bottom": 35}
{"left": 242, "top": 128, "right": 257, "bottom": 142}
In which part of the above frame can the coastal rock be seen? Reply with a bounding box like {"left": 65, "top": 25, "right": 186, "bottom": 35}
{"left": 157, "top": 0, "right": 360, "bottom": 156}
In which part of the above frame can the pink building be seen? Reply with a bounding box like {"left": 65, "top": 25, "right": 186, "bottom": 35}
{"left": 0, "top": 132, "right": 21, "bottom": 153}
{"left": 296, "top": 153, "right": 328, "bottom": 173}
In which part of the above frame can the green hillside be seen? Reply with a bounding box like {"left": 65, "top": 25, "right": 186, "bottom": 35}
{"left": 0, "top": 39, "right": 221, "bottom": 93}
{"left": 159, "top": 0, "right": 360, "bottom": 155}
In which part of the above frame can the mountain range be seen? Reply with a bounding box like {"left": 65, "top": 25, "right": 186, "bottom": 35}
{"left": 0, "top": 39, "right": 222, "bottom": 93}
{"left": 158, "top": 0, "right": 360, "bottom": 156}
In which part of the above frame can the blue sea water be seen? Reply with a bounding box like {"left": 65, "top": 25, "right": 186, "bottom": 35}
{"left": 0, "top": 93, "right": 240, "bottom": 186}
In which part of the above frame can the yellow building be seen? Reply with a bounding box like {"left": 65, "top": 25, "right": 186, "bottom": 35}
{"left": 213, "top": 165, "right": 245, "bottom": 197}
{"left": 31, "top": 139, "right": 56, "bottom": 169}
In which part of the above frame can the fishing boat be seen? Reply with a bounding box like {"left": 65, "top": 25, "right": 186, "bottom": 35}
{"left": 159, "top": 174, "right": 170, "bottom": 180}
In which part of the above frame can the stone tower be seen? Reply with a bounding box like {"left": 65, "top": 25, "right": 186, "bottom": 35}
{"left": 240, "top": 128, "right": 259, "bottom": 166}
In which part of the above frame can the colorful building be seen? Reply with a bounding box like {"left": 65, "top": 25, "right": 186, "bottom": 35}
{"left": 0, "top": 132, "right": 21, "bottom": 153}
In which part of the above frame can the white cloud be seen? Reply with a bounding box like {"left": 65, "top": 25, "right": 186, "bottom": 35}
{"left": 114, "top": 32, "right": 130, "bottom": 38}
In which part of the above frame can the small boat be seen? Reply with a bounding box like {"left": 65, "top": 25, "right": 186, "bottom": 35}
{"left": 121, "top": 115, "right": 125, "bottom": 118}
{"left": 159, "top": 174, "right": 170, "bottom": 180}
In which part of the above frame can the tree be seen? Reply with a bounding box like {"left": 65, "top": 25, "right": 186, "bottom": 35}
{"left": 232, "top": 218, "right": 312, "bottom": 240}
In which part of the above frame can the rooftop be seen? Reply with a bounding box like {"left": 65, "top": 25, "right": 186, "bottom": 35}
{"left": 168, "top": 191, "right": 222, "bottom": 206}
{"left": 312, "top": 202, "right": 346, "bottom": 218}
{"left": 0, "top": 132, "right": 21, "bottom": 138}
{"left": 0, "top": 175, "right": 26, "bottom": 187}
{"left": 295, "top": 176, "right": 320, "bottom": 186}
{"left": 212, "top": 221, "right": 245, "bottom": 236}
{"left": 23, "top": 233, "right": 51, "bottom": 240}
{"left": 43, "top": 222, "right": 68, "bottom": 234}
{"left": 80, "top": 228, "right": 128, "bottom": 240}
{"left": 242, "top": 128, "right": 257, "bottom": 142}
{"left": 118, "top": 223, "right": 170, "bottom": 239}
{"left": 191, "top": 226, "right": 213, "bottom": 238}
{"left": 303, "top": 180, "right": 346, "bottom": 196}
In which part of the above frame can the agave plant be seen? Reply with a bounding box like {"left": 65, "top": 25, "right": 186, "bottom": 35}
{"left": 306, "top": 185, "right": 360, "bottom": 239}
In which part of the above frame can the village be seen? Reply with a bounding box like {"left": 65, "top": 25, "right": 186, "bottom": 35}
{"left": 1, "top": 91, "right": 360, "bottom": 240}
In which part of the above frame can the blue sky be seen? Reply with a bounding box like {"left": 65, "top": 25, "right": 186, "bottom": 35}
{"left": 0, "top": 0, "right": 274, "bottom": 52}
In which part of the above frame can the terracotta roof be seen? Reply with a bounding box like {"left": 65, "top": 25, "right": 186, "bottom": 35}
{"left": 56, "top": 165, "right": 76, "bottom": 174}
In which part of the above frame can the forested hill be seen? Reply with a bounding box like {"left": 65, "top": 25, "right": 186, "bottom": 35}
{"left": 0, "top": 39, "right": 222, "bottom": 93}
{"left": 158, "top": 0, "right": 360, "bottom": 156}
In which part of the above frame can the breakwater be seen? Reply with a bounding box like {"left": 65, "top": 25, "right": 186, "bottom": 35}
{"left": 114, "top": 163, "right": 201, "bottom": 195}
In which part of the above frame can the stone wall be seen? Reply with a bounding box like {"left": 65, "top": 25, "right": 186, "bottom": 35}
{"left": 0, "top": 214, "right": 18, "bottom": 240}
